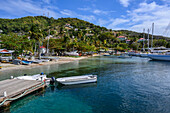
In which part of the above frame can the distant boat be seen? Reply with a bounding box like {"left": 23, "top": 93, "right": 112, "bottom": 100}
{"left": 103, "top": 54, "right": 111, "bottom": 56}
{"left": 140, "top": 53, "right": 149, "bottom": 57}
{"left": 64, "top": 51, "right": 79, "bottom": 56}
{"left": 148, "top": 47, "right": 170, "bottom": 61}
{"left": 56, "top": 75, "right": 97, "bottom": 85}
{"left": 21, "top": 60, "right": 32, "bottom": 65}
{"left": 117, "top": 54, "right": 132, "bottom": 58}
{"left": 148, "top": 54, "right": 170, "bottom": 61}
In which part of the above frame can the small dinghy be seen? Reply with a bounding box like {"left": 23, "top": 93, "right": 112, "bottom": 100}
{"left": 14, "top": 72, "right": 47, "bottom": 81}
{"left": 56, "top": 75, "right": 97, "bottom": 85}
{"left": 21, "top": 60, "right": 32, "bottom": 65}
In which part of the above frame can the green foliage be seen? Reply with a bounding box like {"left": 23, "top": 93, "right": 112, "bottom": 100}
{"left": 153, "top": 39, "right": 168, "bottom": 47}
{"left": 0, "top": 16, "right": 170, "bottom": 54}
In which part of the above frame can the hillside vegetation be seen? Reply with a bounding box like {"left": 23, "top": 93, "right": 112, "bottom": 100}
{"left": 0, "top": 16, "right": 170, "bottom": 55}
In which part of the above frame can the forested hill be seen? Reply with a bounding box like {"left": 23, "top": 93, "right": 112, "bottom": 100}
{"left": 0, "top": 16, "right": 169, "bottom": 40}
{"left": 0, "top": 16, "right": 170, "bottom": 52}
{"left": 0, "top": 16, "right": 107, "bottom": 34}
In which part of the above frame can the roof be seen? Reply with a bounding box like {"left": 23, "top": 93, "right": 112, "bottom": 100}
{"left": 118, "top": 36, "right": 126, "bottom": 38}
{"left": 0, "top": 49, "right": 8, "bottom": 52}
{"left": 40, "top": 46, "right": 46, "bottom": 48}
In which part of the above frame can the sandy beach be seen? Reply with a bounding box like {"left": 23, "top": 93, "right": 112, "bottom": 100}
{"left": 0, "top": 56, "right": 94, "bottom": 72}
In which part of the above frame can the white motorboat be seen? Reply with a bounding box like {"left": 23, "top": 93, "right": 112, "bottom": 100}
{"left": 14, "top": 73, "right": 47, "bottom": 81}
{"left": 56, "top": 75, "right": 97, "bottom": 85}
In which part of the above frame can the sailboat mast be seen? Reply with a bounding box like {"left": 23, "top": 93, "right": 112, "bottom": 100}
{"left": 47, "top": 29, "right": 50, "bottom": 55}
{"left": 143, "top": 28, "right": 145, "bottom": 52}
{"left": 151, "top": 23, "right": 154, "bottom": 49}
{"left": 147, "top": 29, "right": 150, "bottom": 50}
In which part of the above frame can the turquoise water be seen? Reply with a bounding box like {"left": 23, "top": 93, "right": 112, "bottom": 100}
{"left": 1, "top": 56, "right": 170, "bottom": 113}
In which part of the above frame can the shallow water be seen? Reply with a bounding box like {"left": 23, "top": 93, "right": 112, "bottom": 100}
{"left": 1, "top": 56, "right": 170, "bottom": 113}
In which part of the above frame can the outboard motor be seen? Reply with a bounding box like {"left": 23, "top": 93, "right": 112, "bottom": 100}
{"left": 50, "top": 77, "right": 56, "bottom": 85}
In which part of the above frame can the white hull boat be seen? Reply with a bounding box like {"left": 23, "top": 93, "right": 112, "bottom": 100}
{"left": 148, "top": 54, "right": 170, "bottom": 61}
{"left": 56, "top": 75, "right": 97, "bottom": 85}
{"left": 64, "top": 51, "right": 79, "bottom": 56}
{"left": 14, "top": 73, "right": 47, "bottom": 81}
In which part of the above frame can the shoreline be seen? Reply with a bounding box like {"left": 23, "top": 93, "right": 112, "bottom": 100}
{"left": 0, "top": 56, "right": 95, "bottom": 72}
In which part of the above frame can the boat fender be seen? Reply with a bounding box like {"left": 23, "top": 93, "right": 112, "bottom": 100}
{"left": 50, "top": 77, "right": 56, "bottom": 85}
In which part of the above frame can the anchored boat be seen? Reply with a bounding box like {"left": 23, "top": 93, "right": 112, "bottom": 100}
{"left": 56, "top": 75, "right": 97, "bottom": 85}
{"left": 148, "top": 54, "right": 170, "bottom": 61}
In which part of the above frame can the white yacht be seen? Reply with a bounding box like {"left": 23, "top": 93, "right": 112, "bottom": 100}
{"left": 148, "top": 53, "right": 170, "bottom": 61}
{"left": 148, "top": 47, "right": 170, "bottom": 61}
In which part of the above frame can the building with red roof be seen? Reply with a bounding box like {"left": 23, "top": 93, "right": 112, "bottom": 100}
{"left": 117, "top": 36, "right": 127, "bottom": 41}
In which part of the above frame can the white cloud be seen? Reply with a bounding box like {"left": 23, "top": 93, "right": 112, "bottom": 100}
{"left": 0, "top": 0, "right": 59, "bottom": 18}
{"left": 78, "top": 7, "right": 115, "bottom": 16}
{"left": 43, "top": 0, "right": 50, "bottom": 4}
{"left": 161, "top": 0, "right": 170, "bottom": 4}
{"left": 93, "top": 9, "right": 115, "bottom": 15}
{"left": 107, "top": 18, "right": 130, "bottom": 29}
{"left": 106, "top": 1, "right": 170, "bottom": 37}
{"left": 78, "top": 7, "right": 91, "bottom": 11}
{"left": 127, "top": 2, "right": 170, "bottom": 36}
{"left": 119, "top": 0, "right": 130, "bottom": 7}
{"left": 79, "top": 15, "right": 96, "bottom": 22}
{"left": 97, "top": 19, "right": 110, "bottom": 26}
{"left": 60, "top": 9, "right": 96, "bottom": 22}
{"left": 60, "top": 10, "right": 75, "bottom": 16}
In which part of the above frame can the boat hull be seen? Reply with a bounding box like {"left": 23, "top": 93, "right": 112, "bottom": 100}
{"left": 59, "top": 79, "right": 97, "bottom": 85}
{"left": 148, "top": 54, "right": 170, "bottom": 61}
{"left": 15, "top": 74, "right": 47, "bottom": 81}
{"left": 22, "top": 60, "right": 32, "bottom": 65}
{"left": 56, "top": 75, "right": 97, "bottom": 85}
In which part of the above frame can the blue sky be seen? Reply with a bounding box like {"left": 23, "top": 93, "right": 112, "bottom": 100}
{"left": 0, "top": 0, "right": 170, "bottom": 37}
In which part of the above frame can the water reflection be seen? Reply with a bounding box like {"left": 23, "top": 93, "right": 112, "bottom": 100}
{"left": 57, "top": 83, "right": 97, "bottom": 90}
{"left": 2, "top": 56, "right": 170, "bottom": 113}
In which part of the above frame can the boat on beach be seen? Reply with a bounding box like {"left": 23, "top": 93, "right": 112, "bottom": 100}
{"left": 21, "top": 60, "right": 32, "bottom": 65}
{"left": 56, "top": 75, "right": 97, "bottom": 85}
{"left": 64, "top": 51, "right": 79, "bottom": 56}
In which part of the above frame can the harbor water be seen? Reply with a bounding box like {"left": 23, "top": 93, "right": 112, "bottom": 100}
{"left": 1, "top": 56, "right": 170, "bottom": 113}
